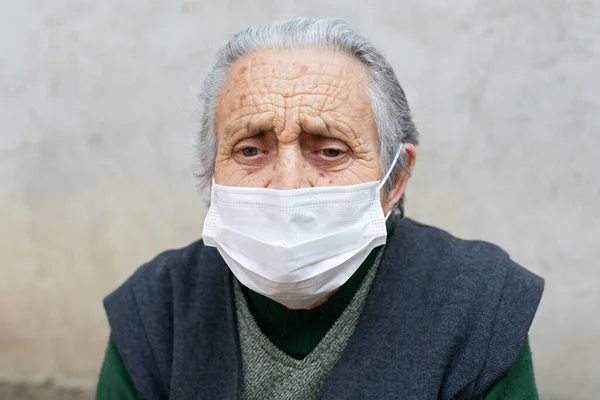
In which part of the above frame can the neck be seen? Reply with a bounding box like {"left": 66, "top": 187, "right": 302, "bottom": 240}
{"left": 240, "top": 245, "right": 383, "bottom": 359}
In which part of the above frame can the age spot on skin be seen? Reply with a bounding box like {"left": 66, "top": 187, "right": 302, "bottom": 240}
{"left": 214, "top": 48, "right": 385, "bottom": 191}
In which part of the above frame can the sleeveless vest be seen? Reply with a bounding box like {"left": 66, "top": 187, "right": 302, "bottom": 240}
{"left": 104, "top": 218, "right": 544, "bottom": 399}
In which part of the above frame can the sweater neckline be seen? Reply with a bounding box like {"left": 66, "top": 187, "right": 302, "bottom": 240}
{"left": 240, "top": 245, "right": 383, "bottom": 360}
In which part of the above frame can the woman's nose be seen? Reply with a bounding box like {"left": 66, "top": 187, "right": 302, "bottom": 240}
{"left": 267, "top": 147, "right": 311, "bottom": 190}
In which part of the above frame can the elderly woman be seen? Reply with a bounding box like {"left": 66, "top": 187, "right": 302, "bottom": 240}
{"left": 97, "top": 18, "right": 543, "bottom": 399}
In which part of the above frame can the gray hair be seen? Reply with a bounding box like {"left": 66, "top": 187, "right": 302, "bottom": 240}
{"left": 195, "top": 17, "right": 419, "bottom": 222}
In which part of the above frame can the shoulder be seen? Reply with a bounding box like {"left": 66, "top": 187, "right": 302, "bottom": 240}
{"left": 124, "top": 238, "right": 215, "bottom": 292}
{"left": 392, "top": 218, "right": 544, "bottom": 300}
{"left": 106, "top": 238, "right": 225, "bottom": 312}
{"left": 104, "top": 239, "right": 214, "bottom": 332}
{"left": 386, "top": 219, "right": 545, "bottom": 397}
{"left": 396, "top": 218, "right": 511, "bottom": 266}
{"left": 102, "top": 239, "right": 227, "bottom": 399}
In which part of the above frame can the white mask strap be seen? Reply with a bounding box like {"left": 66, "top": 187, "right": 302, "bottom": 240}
{"left": 211, "top": 145, "right": 403, "bottom": 193}
{"left": 384, "top": 209, "right": 393, "bottom": 221}
{"left": 378, "top": 143, "right": 404, "bottom": 190}
{"left": 210, "top": 176, "right": 217, "bottom": 201}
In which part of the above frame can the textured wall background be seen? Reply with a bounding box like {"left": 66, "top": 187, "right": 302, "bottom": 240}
{"left": 1, "top": 0, "right": 598, "bottom": 399}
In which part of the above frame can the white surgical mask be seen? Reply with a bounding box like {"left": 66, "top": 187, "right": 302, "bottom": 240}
{"left": 202, "top": 144, "right": 403, "bottom": 309}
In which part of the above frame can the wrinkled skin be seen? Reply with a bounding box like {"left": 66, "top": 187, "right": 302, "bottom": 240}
{"left": 214, "top": 48, "right": 416, "bottom": 215}
{"left": 214, "top": 49, "right": 416, "bottom": 308}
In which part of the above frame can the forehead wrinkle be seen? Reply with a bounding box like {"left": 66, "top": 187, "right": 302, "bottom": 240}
{"left": 296, "top": 113, "right": 365, "bottom": 152}
{"left": 221, "top": 92, "right": 368, "bottom": 147}
{"left": 229, "top": 48, "right": 370, "bottom": 90}
{"left": 243, "top": 53, "right": 358, "bottom": 79}
{"left": 219, "top": 109, "right": 275, "bottom": 144}
{"left": 247, "top": 77, "right": 353, "bottom": 102}
{"left": 217, "top": 84, "right": 282, "bottom": 136}
{"left": 232, "top": 112, "right": 280, "bottom": 138}
{"left": 295, "top": 96, "right": 368, "bottom": 142}
{"left": 217, "top": 48, "right": 374, "bottom": 144}
{"left": 223, "top": 54, "right": 369, "bottom": 111}
{"left": 321, "top": 111, "right": 374, "bottom": 153}
{"left": 241, "top": 59, "right": 362, "bottom": 93}
{"left": 221, "top": 89, "right": 347, "bottom": 132}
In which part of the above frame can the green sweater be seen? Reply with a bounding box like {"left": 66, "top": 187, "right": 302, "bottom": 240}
{"left": 97, "top": 336, "right": 537, "bottom": 399}
{"left": 97, "top": 248, "right": 539, "bottom": 399}
{"left": 234, "top": 245, "right": 387, "bottom": 400}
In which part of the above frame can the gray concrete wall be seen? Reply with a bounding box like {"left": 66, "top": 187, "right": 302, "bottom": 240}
{"left": 1, "top": 1, "right": 598, "bottom": 398}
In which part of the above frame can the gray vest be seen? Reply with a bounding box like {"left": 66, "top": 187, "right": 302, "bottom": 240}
{"left": 104, "top": 218, "right": 544, "bottom": 399}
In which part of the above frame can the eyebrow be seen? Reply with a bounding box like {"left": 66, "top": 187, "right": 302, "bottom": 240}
{"left": 222, "top": 112, "right": 356, "bottom": 146}
{"left": 300, "top": 116, "right": 358, "bottom": 146}
{"left": 223, "top": 113, "right": 275, "bottom": 143}
{"left": 299, "top": 118, "right": 333, "bottom": 138}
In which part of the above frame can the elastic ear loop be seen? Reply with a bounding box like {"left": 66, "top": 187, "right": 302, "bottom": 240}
{"left": 210, "top": 176, "right": 217, "bottom": 203}
{"left": 211, "top": 145, "right": 404, "bottom": 220}
{"left": 378, "top": 144, "right": 404, "bottom": 221}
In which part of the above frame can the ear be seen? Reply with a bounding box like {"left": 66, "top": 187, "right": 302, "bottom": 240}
{"left": 382, "top": 143, "right": 416, "bottom": 215}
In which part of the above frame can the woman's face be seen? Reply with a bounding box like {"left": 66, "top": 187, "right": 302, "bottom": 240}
{"left": 213, "top": 48, "right": 414, "bottom": 214}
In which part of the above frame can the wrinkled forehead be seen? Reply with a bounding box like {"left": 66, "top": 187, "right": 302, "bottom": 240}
{"left": 228, "top": 48, "right": 369, "bottom": 84}
{"left": 215, "top": 48, "right": 374, "bottom": 130}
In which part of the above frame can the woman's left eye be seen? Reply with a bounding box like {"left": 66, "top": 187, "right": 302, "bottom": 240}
{"left": 321, "top": 148, "right": 341, "bottom": 158}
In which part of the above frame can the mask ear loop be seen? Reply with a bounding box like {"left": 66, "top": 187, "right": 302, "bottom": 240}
{"left": 378, "top": 144, "right": 404, "bottom": 220}
{"left": 210, "top": 176, "right": 217, "bottom": 203}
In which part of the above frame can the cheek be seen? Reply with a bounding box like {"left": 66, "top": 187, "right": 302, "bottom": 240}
{"left": 216, "top": 157, "right": 382, "bottom": 188}
{"left": 215, "top": 152, "right": 283, "bottom": 188}
{"left": 214, "top": 141, "right": 382, "bottom": 188}
{"left": 327, "top": 159, "right": 382, "bottom": 186}
{"left": 215, "top": 167, "right": 271, "bottom": 187}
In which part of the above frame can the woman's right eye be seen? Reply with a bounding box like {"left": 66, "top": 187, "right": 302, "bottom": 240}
{"left": 241, "top": 147, "right": 259, "bottom": 157}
